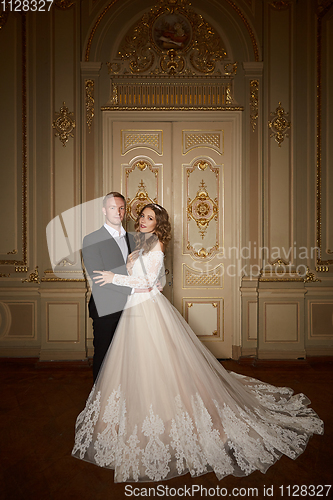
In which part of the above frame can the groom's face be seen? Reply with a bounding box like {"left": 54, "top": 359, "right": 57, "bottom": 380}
{"left": 103, "top": 196, "right": 126, "bottom": 229}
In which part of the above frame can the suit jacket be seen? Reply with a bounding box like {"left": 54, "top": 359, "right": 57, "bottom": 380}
{"left": 82, "top": 226, "right": 135, "bottom": 318}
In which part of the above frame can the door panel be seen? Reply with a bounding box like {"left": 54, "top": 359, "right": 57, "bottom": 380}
{"left": 110, "top": 119, "right": 236, "bottom": 358}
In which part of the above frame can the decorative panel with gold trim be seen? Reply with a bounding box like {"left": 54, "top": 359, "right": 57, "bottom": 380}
{"left": 182, "top": 263, "right": 223, "bottom": 288}
{"left": 183, "top": 158, "right": 222, "bottom": 260}
{"left": 182, "top": 298, "right": 223, "bottom": 340}
{"left": 182, "top": 130, "right": 224, "bottom": 155}
{"left": 121, "top": 130, "right": 163, "bottom": 156}
{"left": 123, "top": 158, "right": 162, "bottom": 231}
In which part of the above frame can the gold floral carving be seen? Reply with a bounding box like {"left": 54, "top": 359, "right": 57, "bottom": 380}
{"left": 52, "top": 102, "right": 76, "bottom": 147}
{"left": 304, "top": 266, "right": 321, "bottom": 283}
{"left": 7, "top": 249, "right": 18, "bottom": 255}
{"left": 0, "top": 273, "right": 10, "bottom": 278}
{"left": 126, "top": 180, "right": 156, "bottom": 221}
{"left": 185, "top": 159, "right": 220, "bottom": 259}
{"left": 22, "top": 266, "right": 40, "bottom": 284}
{"left": 250, "top": 80, "right": 259, "bottom": 132}
{"left": 117, "top": 0, "right": 227, "bottom": 76}
{"left": 187, "top": 180, "right": 218, "bottom": 239}
{"left": 85, "top": 80, "right": 94, "bottom": 132}
{"left": 268, "top": 102, "right": 291, "bottom": 147}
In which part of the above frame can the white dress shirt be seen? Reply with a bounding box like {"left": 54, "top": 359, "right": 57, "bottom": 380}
{"left": 104, "top": 223, "right": 129, "bottom": 263}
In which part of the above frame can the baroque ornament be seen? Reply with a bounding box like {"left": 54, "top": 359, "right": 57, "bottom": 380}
{"left": 250, "top": 80, "right": 259, "bottom": 132}
{"left": 85, "top": 80, "right": 94, "bottom": 132}
{"left": 268, "top": 102, "right": 290, "bottom": 147}
{"left": 52, "top": 102, "right": 76, "bottom": 147}
{"left": 127, "top": 180, "right": 157, "bottom": 221}
{"left": 187, "top": 180, "right": 218, "bottom": 239}
{"left": 115, "top": 0, "right": 229, "bottom": 77}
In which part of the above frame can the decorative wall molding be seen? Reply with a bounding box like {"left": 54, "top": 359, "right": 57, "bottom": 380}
{"left": 316, "top": 1, "right": 333, "bottom": 269}
{"left": 85, "top": 79, "right": 94, "bottom": 132}
{"left": 268, "top": 102, "right": 290, "bottom": 147}
{"left": 52, "top": 102, "right": 76, "bottom": 147}
{"left": 249, "top": 80, "right": 259, "bottom": 132}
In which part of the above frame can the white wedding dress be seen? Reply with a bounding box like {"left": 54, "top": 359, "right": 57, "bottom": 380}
{"left": 72, "top": 249, "right": 324, "bottom": 483}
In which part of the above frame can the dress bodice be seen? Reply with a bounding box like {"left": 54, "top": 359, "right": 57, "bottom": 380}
{"left": 112, "top": 250, "right": 164, "bottom": 289}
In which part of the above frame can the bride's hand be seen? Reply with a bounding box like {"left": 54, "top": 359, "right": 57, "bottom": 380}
{"left": 93, "top": 270, "right": 115, "bottom": 286}
{"left": 126, "top": 250, "right": 140, "bottom": 274}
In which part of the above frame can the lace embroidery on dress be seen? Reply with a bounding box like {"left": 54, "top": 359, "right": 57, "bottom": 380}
{"left": 192, "top": 394, "right": 234, "bottom": 479}
{"left": 112, "top": 251, "right": 164, "bottom": 289}
{"left": 170, "top": 395, "right": 207, "bottom": 476}
{"left": 72, "top": 387, "right": 101, "bottom": 459}
{"left": 141, "top": 405, "right": 171, "bottom": 481}
{"left": 94, "top": 386, "right": 127, "bottom": 468}
{"left": 120, "top": 425, "right": 142, "bottom": 482}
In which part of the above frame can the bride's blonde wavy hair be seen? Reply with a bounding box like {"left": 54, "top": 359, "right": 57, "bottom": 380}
{"left": 134, "top": 203, "right": 172, "bottom": 253}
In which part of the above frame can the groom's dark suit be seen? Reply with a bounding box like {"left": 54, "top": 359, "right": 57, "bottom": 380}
{"left": 82, "top": 226, "right": 135, "bottom": 381}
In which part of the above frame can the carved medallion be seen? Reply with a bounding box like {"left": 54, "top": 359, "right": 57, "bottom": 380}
{"left": 52, "top": 102, "right": 75, "bottom": 147}
{"left": 268, "top": 102, "right": 290, "bottom": 147}
{"left": 187, "top": 180, "right": 218, "bottom": 239}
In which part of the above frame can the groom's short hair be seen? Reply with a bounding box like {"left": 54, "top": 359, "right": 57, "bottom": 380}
{"left": 103, "top": 191, "right": 126, "bottom": 207}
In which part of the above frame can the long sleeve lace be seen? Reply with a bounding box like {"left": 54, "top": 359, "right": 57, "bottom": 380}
{"left": 112, "top": 251, "right": 164, "bottom": 289}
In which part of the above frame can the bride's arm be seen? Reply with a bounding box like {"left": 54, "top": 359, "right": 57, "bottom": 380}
{"left": 93, "top": 249, "right": 164, "bottom": 289}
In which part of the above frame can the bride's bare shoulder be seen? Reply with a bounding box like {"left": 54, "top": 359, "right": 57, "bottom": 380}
{"left": 151, "top": 241, "right": 164, "bottom": 253}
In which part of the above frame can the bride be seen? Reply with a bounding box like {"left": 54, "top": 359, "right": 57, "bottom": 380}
{"left": 72, "top": 203, "right": 323, "bottom": 483}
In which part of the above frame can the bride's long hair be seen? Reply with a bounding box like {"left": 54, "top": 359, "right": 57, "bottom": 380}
{"left": 134, "top": 203, "right": 172, "bottom": 253}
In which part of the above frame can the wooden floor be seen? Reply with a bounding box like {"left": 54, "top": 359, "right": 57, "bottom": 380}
{"left": 0, "top": 357, "right": 332, "bottom": 500}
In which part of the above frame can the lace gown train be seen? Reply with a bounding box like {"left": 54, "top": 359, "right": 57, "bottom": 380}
{"left": 72, "top": 250, "right": 324, "bottom": 483}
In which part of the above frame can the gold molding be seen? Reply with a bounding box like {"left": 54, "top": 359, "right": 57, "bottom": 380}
{"left": 85, "top": 0, "right": 259, "bottom": 63}
{"left": 183, "top": 298, "right": 223, "bottom": 339}
{"left": 22, "top": 266, "right": 40, "bottom": 284}
{"left": 316, "top": 2, "right": 333, "bottom": 269}
{"left": 184, "top": 159, "right": 220, "bottom": 260}
{"left": 85, "top": 79, "right": 94, "bottom": 132}
{"left": 101, "top": 106, "right": 244, "bottom": 112}
{"left": 304, "top": 266, "right": 321, "bottom": 283}
{"left": 1, "top": 15, "right": 28, "bottom": 267}
{"left": 187, "top": 180, "right": 218, "bottom": 239}
{"left": 182, "top": 263, "right": 223, "bottom": 288}
{"left": 249, "top": 80, "right": 258, "bottom": 132}
{"left": 52, "top": 102, "right": 76, "bottom": 147}
{"left": 268, "top": 102, "right": 290, "bottom": 147}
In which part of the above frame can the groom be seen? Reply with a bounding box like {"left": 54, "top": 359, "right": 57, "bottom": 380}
{"left": 82, "top": 192, "right": 135, "bottom": 382}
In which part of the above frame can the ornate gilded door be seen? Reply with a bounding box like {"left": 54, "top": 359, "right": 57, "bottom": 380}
{"left": 108, "top": 115, "right": 240, "bottom": 358}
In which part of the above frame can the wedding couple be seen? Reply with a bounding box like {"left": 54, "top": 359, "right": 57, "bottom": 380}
{"left": 72, "top": 192, "right": 323, "bottom": 483}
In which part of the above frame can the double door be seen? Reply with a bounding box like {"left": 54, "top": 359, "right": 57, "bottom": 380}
{"left": 104, "top": 113, "right": 241, "bottom": 358}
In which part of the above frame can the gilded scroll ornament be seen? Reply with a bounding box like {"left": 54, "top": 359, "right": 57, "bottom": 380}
{"left": 187, "top": 180, "right": 218, "bottom": 239}
{"left": 7, "top": 249, "right": 18, "bottom": 255}
{"left": 85, "top": 80, "right": 94, "bottom": 132}
{"left": 52, "top": 102, "right": 76, "bottom": 147}
{"left": 22, "top": 266, "right": 40, "bottom": 284}
{"left": 250, "top": 80, "right": 259, "bottom": 132}
{"left": 117, "top": 0, "right": 228, "bottom": 77}
{"left": 304, "top": 266, "right": 321, "bottom": 283}
{"left": 126, "top": 180, "right": 156, "bottom": 221}
{"left": 268, "top": 102, "right": 290, "bottom": 147}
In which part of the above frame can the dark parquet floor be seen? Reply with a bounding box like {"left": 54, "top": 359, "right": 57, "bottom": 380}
{"left": 0, "top": 357, "right": 332, "bottom": 500}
